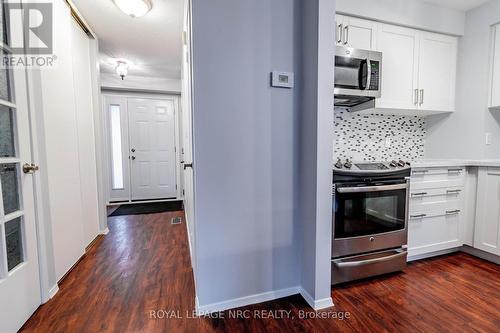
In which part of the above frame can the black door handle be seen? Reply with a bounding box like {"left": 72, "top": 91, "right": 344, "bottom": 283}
{"left": 183, "top": 163, "right": 193, "bottom": 170}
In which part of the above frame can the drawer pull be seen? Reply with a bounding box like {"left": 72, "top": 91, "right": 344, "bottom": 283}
{"left": 446, "top": 210, "right": 461, "bottom": 215}
{"left": 410, "top": 214, "right": 427, "bottom": 219}
{"left": 446, "top": 189, "right": 461, "bottom": 194}
{"left": 448, "top": 168, "right": 462, "bottom": 173}
{"left": 412, "top": 170, "right": 428, "bottom": 174}
{"left": 411, "top": 192, "right": 428, "bottom": 197}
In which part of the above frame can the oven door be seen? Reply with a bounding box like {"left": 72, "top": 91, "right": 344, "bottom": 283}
{"left": 332, "top": 180, "right": 409, "bottom": 258}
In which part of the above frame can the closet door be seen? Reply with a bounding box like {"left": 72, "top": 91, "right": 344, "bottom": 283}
{"left": 128, "top": 98, "right": 177, "bottom": 201}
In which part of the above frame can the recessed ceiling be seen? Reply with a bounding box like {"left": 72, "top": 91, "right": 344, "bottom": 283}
{"left": 422, "top": 0, "right": 489, "bottom": 11}
{"left": 73, "top": 0, "right": 184, "bottom": 79}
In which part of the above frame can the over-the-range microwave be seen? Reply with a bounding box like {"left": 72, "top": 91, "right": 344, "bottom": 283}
{"left": 334, "top": 45, "right": 382, "bottom": 111}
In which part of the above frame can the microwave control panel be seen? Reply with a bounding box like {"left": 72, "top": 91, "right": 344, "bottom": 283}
{"left": 369, "top": 61, "right": 380, "bottom": 90}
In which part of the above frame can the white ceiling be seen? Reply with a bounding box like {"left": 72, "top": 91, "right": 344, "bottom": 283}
{"left": 73, "top": 0, "right": 185, "bottom": 79}
{"left": 422, "top": 0, "right": 489, "bottom": 11}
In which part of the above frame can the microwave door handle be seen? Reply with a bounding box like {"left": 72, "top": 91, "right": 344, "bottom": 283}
{"left": 366, "top": 59, "right": 371, "bottom": 91}
{"left": 358, "top": 59, "right": 369, "bottom": 90}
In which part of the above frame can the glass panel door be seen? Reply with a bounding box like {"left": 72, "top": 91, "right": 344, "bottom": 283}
{"left": 0, "top": 3, "right": 41, "bottom": 330}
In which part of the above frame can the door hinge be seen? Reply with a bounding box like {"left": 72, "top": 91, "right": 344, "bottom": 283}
{"left": 175, "top": 147, "right": 177, "bottom": 153}
{"left": 176, "top": 184, "right": 178, "bottom": 190}
{"left": 182, "top": 189, "right": 185, "bottom": 196}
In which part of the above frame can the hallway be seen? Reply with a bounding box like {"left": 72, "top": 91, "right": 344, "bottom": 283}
{"left": 21, "top": 211, "right": 500, "bottom": 332}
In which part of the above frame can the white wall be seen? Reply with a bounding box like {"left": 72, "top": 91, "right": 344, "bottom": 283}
{"left": 100, "top": 73, "right": 181, "bottom": 94}
{"left": 336, "top": 0, "right": 465, "bottom": 35}
{"left": 190, "top": 0, "right": 335, "bottom": 312}
{"left": 299, "top": 0, "right": 335, "bottom": 308}
{"left": 191, "top": 0, "right": 302, "bottom": 311}
{"left": 426, "top": 0, "right": 500, "bottom": 159}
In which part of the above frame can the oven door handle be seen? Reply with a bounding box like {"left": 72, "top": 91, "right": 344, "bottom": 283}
{"left": 337, "top": 183, "right": 408, "bottom": 193}
{"left": 333, "top": 249, "right": 407, "bottom": 268}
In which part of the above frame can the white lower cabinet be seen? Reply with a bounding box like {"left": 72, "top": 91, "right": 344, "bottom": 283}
{"left": 408, "top": 167, "right": 465, "bottom": 258}
{"left": 473, "top": 167, "right": 500, "bottom": 255}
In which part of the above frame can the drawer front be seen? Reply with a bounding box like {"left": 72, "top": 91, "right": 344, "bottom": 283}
{"left": 408, "top": 212, "right": 461, "bottom": 253}
{"left": 409, "top": 202, "right": 461, "bottom": 219}
{"left": 411, "top": 167, "right": 465, "bottom": 189}
{"left": 409, "top": 186, "right": 463, "bottom": 207}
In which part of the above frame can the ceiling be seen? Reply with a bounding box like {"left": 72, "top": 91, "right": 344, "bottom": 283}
{"left": 73, "top": 0, "right": 185, "bottom": 79}
{"left": 422, "top": 0, "right": 489, "bottom": 11}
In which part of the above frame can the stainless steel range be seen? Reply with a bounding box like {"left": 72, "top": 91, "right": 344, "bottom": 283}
{"left": 331, "top": 159, "right": 411, "bottom": 284}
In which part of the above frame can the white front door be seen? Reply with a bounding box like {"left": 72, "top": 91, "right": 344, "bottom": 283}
{"left": 128, "top": 98, "right": 177, "bottom": 201}
{"left": 0, "top": 44, "right": 41, "bottom": 333}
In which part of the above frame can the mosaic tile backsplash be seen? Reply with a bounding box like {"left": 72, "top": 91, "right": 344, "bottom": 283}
{"left": 334, "top": 110, "right": 426, "bottom": 162}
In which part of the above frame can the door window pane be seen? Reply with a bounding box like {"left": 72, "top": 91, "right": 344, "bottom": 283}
{"left": 0, "top": 49, "right": 13, "bottom": 102}
{"left": 0, "top": 105, "right": 15, "bottom": 157}
{"left": 0, "top": 163, "right": 19, "bottom": 215}
{"left": 110, "top": 105, "right": 124, "bottom": 189}
{"left": 5, "top": 217, "right": 24, "bottom": 271}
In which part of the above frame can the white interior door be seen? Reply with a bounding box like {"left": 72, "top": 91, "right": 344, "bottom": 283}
{"left": 129, "top": 98, "right": 177, "bottom": 201}
{"left": 0, "top": 44, "right": 41, "bottom": 333}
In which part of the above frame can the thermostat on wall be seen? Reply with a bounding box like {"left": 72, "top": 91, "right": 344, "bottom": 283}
{"left": 271, "top": 71, "right": 294, "bottom": 88}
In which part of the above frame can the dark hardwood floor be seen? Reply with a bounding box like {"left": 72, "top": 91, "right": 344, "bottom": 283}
{"left": 21, "top": 211, "right": 500, "bottom": 332}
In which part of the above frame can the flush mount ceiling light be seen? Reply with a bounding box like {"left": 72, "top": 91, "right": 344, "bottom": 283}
{"left": 113, "top": 0, "right": 152, "bottom": 18}
{"left": 115, "top": 61, "right": 129, "bottom": 80}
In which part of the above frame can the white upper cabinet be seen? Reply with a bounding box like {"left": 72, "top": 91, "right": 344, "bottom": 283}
{"left": 376, "top": 24, "right": 419, "bottom": 110}
{"left": 418, "top": 32, "right": 457, "bottom": 112}
{"left": 336, "top": 15, "right": 377, "bottom": 50}
{"left": 375, "top": 23, "right": 458, "bottom": 114}
{"left": 490, "top": 24, "right": 500, "bottom": 109}
{"left": 474, "top": 168, "right": 500, "bottom": 256}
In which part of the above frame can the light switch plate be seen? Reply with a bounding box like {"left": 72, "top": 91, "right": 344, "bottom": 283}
{"left": 271, "top": 71, "right": 294, "bottom": 88}
{"left": 485, "top": 132, "right": 492, "bottom": 145}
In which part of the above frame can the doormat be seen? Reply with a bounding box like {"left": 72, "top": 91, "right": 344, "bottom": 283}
{"left": 109, "top": 201, "right": 183, "bottom": 217}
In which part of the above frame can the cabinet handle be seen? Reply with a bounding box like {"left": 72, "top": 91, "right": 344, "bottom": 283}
{"left": 448, "top": 168, "right": 462, "bottom": 173}
{"left": 412, "top": 169, "right": 428, "bottom": 174}
{"left": 446, "top": 210, "right": 460, "bottom": 215}
{"left": 419, "top": 89, "right": 424, "bottom": 105}
{"left": 337, "top": 24, "right": 343, "bottom": 44}
{"left": 446, "top": 189, "right": 461, "bottom": 194}
{"left": 410, "top": 214, "right": 427, "bottom": 219}
{"left": 414, "top": 89, "right": 419, "bottom": 106}
{"left": 411, "top": 192, "right": 428, "bottom": 197}
{"left": 344, "top": 25, "right": 349, "bottom": 45}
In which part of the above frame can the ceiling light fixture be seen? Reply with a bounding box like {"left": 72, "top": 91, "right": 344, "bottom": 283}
{"left": 113, "top": 0, "right": 152, "bottom": 18}
{"left": 115, "top": 61, "right": 129, "bottom": 80}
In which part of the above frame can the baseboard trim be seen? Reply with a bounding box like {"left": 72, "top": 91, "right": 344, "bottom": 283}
{"left": 100, "top": 228, "right": 109, "bottom": 235}
{"left": 195, "top": 286, "right": 300, "bottom": 314}
{"left": 300, "top": 288, "right": 334, "bottom": 310}
{"left": 407, "top": 247, "right": 461, "bottom": 262}
{"left": 48, "top": 284, "right": 59, "bottom": 300}
{"left": 461, "top": 245, "right": 500, "bottom": 264}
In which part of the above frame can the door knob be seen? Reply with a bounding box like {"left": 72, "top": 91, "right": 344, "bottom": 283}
{"left": 131, "top": 156, "right": 136, "bottom": 160}
{"left": 131, "top": 148, "right": 136, "bottom": 152}
{"left": 22, "top": 163, "right": 39, "bottom": 174}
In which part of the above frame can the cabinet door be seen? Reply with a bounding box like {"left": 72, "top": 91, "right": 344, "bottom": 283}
{"left": 344, "top": 16, "right": 377, "bottom": 50}
{"left": 376, "top": 24, "right": 419, "bottom": 110}
{"left": 474, "top": 168, "right": 500, "bottom": 255}
{"left": 335, "top": 15, "right": 346, "bottom": 46}
{"left": 490, "top": 24, "right": 500, "bottom": 108}
{"left": 418, "top": 32, "right": 457, "bottom": 112}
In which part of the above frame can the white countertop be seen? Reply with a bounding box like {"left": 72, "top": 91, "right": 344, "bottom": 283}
{"left": 412, "top": 159, "right": 500, "bottom": 168}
